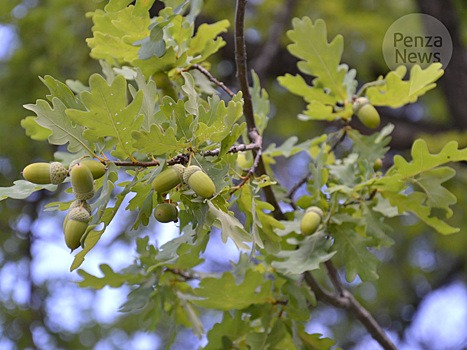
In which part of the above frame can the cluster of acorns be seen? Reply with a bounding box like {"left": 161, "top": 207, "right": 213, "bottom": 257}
{"left": 152, "top": 164, "right": 216, "bottom": 223}
{"left": 22, "top": 159, "right": 106, "bottom": 251}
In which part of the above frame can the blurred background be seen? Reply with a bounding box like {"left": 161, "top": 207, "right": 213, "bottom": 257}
{"left": 0, "top": 0, "right": 466, "bottom": 349}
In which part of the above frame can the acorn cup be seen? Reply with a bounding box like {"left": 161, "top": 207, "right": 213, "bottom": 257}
{"left": 154, "top": 203, "right": 178, "bottom": 223}
{"left": 300, "top": 206, "right": 324, "bottom": 235}
{"left": 152, "top": 164, "right": 185, "bottom": 194}
{"left": 69, "top": 159, "right": 107, "bottom": 179}
{"left": 70, "top": 163, "right": 95, "bottom": 200}
{"left": 63, "top": 206, "right": 90, "bottom": 252}
{"left": 69, "top": 199, "right": 92, "bottom": 215}
{"left": 22, "top": 162, "right": 67, "bottom": 185}
{"left": 352, "top": 97, "right": 381, "bottom": 129}
{"left": 183, "top": 165, "right": 216, "bottom": 199}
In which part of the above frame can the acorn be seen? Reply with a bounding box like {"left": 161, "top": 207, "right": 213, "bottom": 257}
{"left": 69, "top": 199, "right": 92, "bottom": 215}
{"left": 70, "top": 159, "right": 106, "bottom": 179}
{"left": 353, "top": 97, "right": 380, "bottom": 129}
{"left": 183, "top": 165, "right": 216, "bottom": 198}
{"left": 22, "top": 162, "right": 67, "bottom": 185}
{"left": 300, "top": 206, "right": 324, "bottom": 235}
{"left": 373, "top": 158, "right": 383, "bottom": 171}
{"left": 63, "top": 206, "right": 90, "bottom": 251}
{"left": 154, "top": 203, "right": 178, "bottom": 223}
{"left": 70, "top": 163, "right": 95, "bottom": 200}
{"left": 236, "top": 151, "right": 253, "bottom": 170}
{"left": 152, "top": 164, "right": 185, "bottom": 194}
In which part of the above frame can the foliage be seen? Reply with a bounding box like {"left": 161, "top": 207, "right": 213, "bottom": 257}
{"left": 1, "top": 0, "right": 466, "bottom": 349}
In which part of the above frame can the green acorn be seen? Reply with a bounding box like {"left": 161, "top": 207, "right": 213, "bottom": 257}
{"left": 373, "top": 158, "right": 383, "bottom": 171}
{"left": 154, "top": 203, "right": 178, "bottom": 223}
{"left": 70, "top": 159, "right": 107, "bottom": 179}
{"left": 70, "top": 163, "right": 95, "bottom": 200}
{"left": 183, "top": 165, "right": 216, "bottom": 198}
{"left": 63, "top": 206, "right": 90, "bottom": 251}
{"left": 353, "top": 97, "right": 380, "bottom": 129}
{"left": 22, "top": 162, "right": 67, "bottom": 185}
{"left": 300, "top": 206, "right": 324, "bottom": 235}
{"left": 152, "top": 164, "right": 185, "bottom": 194}
{"left": 236, "top": 151, "right": 253, "bottom": 170}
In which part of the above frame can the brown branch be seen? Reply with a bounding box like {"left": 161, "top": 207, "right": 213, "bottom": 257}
{"left": 235, "top": 0, "right": 285, "bottom": 220}
{"left": 234, "top": 0, "right": 255, "bottom": 133}
{"left": 304, "top": 262, "right": 397, "bottom": 350}
{"left": 189, "top": 64, "right": 236, "bottom": 98}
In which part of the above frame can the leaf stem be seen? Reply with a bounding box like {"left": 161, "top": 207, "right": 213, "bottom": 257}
{"left": 188, "top": 64, "right": 236, "bottom": 98}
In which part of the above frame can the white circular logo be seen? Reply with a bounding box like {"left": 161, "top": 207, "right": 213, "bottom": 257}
{"left": 382, "top": 13, "right": 452, "bottom": 70}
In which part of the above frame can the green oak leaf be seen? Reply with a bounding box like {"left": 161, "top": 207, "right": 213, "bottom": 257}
{"left": 132, "top": 125, "right": 187, "bottom": 156}
{"left": 331, "top": 222, "right": 380, "bottom": 282}
{"left": 195, "top": 94, "right": 244, "bottom": 145}
{"left": 78, "top": 264, "right": 144, "bottom": 289}
{"left": 207, "top": 201, "right": 252, "bottom": 250}
{"left": 373, "top": 139, "right": 467, "bottom": 234}
{"left": 66, "top": 74, "right": 144, "bottom": 160}
{"left": 181, "top": 71, "right": 199, "bottom": 116}
{"left": 20, "top": 116, "right": 52, "bottom": 141}
{"left": 40, "top": 75, "right": 85, "bottom": 110}
{"left": 250, "top": 71, "right": 270, "bottom": 134}
{"left": 367, "top": 63, "right": 443, "bottom": 108}
{"left": 387, "top": 139, "right": 467, "bottom": 178}
{"left": 128, "top": 69, "right": 159, "bottom": 131}
{"left": 203, "top": 311, "right": 250, "bottom": 350}
{"left": 193, "top": 270, "right": 273, "bottom": 310}
{"left": 286, "top": 17, "right": 348, "bottom": 101}
{"left": 188, "top": 20, "right": 229, "bottom": 63}
{"left": 272, "top": 231, "right": 335, "bottom": 275}
{"left": 0, "top": 180, "right": 57, "bottom": 201}
{"left": 23, "top": 98, "right": 93, "bottom": 154}
{"left": 87, "top": 6, "right": 150, "bottom": 65}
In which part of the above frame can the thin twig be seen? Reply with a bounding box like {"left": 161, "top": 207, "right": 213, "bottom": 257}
{"left": 234, "top": 0, "right": 255, "bottom": 133}
{"left": 230, "top": 139, "right": 263, "bottom": 194}
{"left": 108, "top": 141, "right": 262, "bottom": 167}
{"left": 202, "top": 139, "right": 261, "bottom": 157}
{"left": 286, "top": 170, "right": 311, "bottom": 205}
{"left": 189, "top": 64, "right": 236, "bottom": 98}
